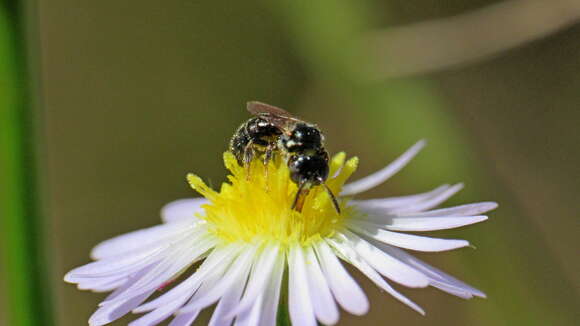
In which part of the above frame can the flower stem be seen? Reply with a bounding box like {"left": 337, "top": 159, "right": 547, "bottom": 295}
{"left": 0, "top": 2, "right": 54, "bottom": 326}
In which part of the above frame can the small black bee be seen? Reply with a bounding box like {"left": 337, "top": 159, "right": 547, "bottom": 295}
{"left": 230, "top": 101, "right": 340, "bottom": 213}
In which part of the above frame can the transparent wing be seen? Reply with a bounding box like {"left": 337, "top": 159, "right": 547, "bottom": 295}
{"left": 246, "top": 101, "right": 302, "bottom": 132}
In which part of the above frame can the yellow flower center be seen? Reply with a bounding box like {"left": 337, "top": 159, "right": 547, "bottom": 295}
{"left": 187, "top": 152, "right": 359, "bottom": 245}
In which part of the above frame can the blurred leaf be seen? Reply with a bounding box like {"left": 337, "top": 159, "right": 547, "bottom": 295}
{"left": 270, "top": 0, "right": 577, "bottom": 325}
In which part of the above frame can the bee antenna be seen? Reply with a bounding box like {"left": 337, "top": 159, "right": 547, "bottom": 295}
{"left": 323, "top": 183, "right": 341, "bottom": 214}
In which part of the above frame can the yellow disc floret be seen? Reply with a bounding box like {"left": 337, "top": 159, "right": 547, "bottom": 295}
{"left": 187, "top": 152, "right": 359, "bottom": 245}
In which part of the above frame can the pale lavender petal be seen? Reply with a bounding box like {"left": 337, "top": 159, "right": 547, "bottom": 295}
{"left": 339, "top": 230, "right": 429, "bottom": 288}
{"left": 130, "top": 252, "right": 233, "bottom": 326}
{"left": 258, "top": 251, "right": 285, "bottom": 326}
{"left": 369, "top": 240, "right": 486, "bottom": 299}
{"left": 129, "top": 299, "right": 185, "bottom": 326}
{"left": 77, "top": 275, "right": 127, "bottom": 292}
{"left": 102, "top": 236, "right": 216, "bottom": 306}
{"left": 341, "top": 140, "right": 426, "bottom": 196}
{"left": 231, "top": 243, "right": 280, "bottom": 316}
{"left": 350, "top": 184, "right": 450, "bottom": 210}
{"left": 234, "top": 294, "right": 263, "bottom": 326}
{"left": 166, "top": 252, "right": 237, "bottom": 326}
{"left": 304, "top": 246, "right": 339, "bottom": 325}
{"left": 387, "top": 183, "right": 464, "bottom": 214}
{"left": 161, "top": 198, "right": 208, "bottom": 223}
{"left": 91, "top": 219, "right": 197, "bottom": 260}
{"left": 89, "top": 290, "right": 154, "bottom": 326}
{"left": 349, "top": 220, "right": 469, "bottom": 252}
{"left": 356, "top": 215, "right": 489, "bottom": 232}
{"left": 168, "top": 308, "right": 200, "bottom": 326}
{"left": 208, "top": 267, "right": 247, "bottom": 326}
{"left": 178, "top": 244, "right": 257, "bottom": 313}
{"left": 402, "top": 202, "right": 498, "bottom": 217}
{"left": 134, "top": 244, "right": 239, "bottom": 313}
{"left": 162, "top": 247, "right": 235, "bottom": 326}
{"left": 65, "top": 244, "right": 168, "bottom": 283}
{"left": 88, "top": 266, "right": 157, "bottom": 326}
{"left": 314, "top": 241, "right": 368, "bottom": 316}
{"left": 327, "top": 238, "right": 425, "bottom": 315}
{"left": 288, "top": 244, "right": 317, "bottom": 326}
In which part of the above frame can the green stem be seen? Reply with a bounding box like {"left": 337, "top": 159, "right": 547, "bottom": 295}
{"left": 0, "top": 1, "right": 54, "bottom": 326}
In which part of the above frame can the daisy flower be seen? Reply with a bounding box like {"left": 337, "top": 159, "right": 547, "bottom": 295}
{"left": 65, "top": 140, "right": 496, "bottom": 326}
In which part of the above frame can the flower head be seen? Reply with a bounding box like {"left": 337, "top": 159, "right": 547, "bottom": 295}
{"left": 189, "top": 151, "right": 357, "bottom": 245}
{"left": 65, "top": 140, "right": 496, "bottom": 326}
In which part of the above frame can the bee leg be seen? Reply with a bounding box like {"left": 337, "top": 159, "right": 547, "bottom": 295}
{"left": 291, "top": 182, "right": 309, "bottom": 212}
{"left": 243, "top": 142, "right": 255, "bottom": 180}
{"left": 263, "top": 143, "right": 275, "bottom": 167}
{"left": 263, "top": 143, "right": 276, "bottom": 190}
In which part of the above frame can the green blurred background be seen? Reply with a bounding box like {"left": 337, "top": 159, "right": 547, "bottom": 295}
{"left": 1, "top": 0, "right": 579, "bottom": 325}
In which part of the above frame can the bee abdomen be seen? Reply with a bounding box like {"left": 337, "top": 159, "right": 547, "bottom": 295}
{"left": 230, "top": 124, "right": 251, "bottom": 164}
{"left": 246, "top": 118, "right": 281, "bottom": 143}
{"left": 230, "top": 117, "right": 283, "bottom": 165}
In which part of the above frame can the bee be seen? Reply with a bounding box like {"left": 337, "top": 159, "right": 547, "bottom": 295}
{"left": 230, "top": 101, "right": 340, "bottom": 213}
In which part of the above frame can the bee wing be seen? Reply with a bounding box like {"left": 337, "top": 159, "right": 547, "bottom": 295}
{"left": 247, "top": 101, "right": 302, "bottom": 132}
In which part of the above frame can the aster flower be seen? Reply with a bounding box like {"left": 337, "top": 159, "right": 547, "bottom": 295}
{"left": 65, "top": 140, "right": 496, "bottom": 326}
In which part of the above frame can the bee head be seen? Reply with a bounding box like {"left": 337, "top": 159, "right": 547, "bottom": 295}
{"left": 288, "top": 154, "right": 329, "bottom": 186}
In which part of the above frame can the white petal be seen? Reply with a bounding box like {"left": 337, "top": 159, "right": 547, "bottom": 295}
{"left": 102, "top": 236, "right": 216, "bottom": 306}
{"left": 77, "top": 275, "right": 127, "bottom": 292}
{"left": 358, "top": 215, "right": 489, "bottom": 232}
{"left": 429, "top": 282, "right": 476, "bottom": 299}
{"left": 208, "top": 267, "right": 247, "bottom": 326}
{"left": 403, "top": 202, "right": 498, "bottom": 217}
{"left": 166, "top": 248, "right": 239, "bottom": 326}
{"left": 89, "top": 266, "right": 157, "bottom": 325}
{"left": 161, "top": 198, "right": 207, "bottom": 223}
{"left": 167, "top": 287, "right": 205, "bottom": 326}
{"left": 122, "top": 236, "right": 213, "bottom": 295}
{"left": 349, "top": 220, "right": 469, "bottom": 252}
{"left": 66, "top": 245, "right": 167, "bottom": 283}
{"left": 91, "top": 220, "right": 197, "bottom": 260}
{"left": 341, "top": 140, "right": 425, "bottom": 196}
{"left": 90, "top": 291, "right": 154, "bottom": 326}
{"left": 173, "top": 247, "right": 244, "bottom": 325}
{"left": 258, "top": 251, "right": 285, "bottom": 326}
{"left": 231, "top": 243, "right": 280, "bottom": 316}
{"left": 370, "top": 241, "right": 485, "bottom": 298}
{"left": 132, "top": 249, "right": 233, "bottom": 326}
{"left": 339, "top": 231, "right": 429, "bottom": 288}
{"left": 327, "top": 238, "right": 425, "bottom": 315}
{"left": 129, "top": 299, "right": 185, "bottom": 326}
{"left": 314, "top": 241, "right": 368, "bottom": 316}
{"left": 387, "top": 183, "right": 464, "bottom": 214}
{"left": 288, "top": 244, "right": 317, "bottom": 326}
{"left": 234, "top": 293, "right": 263, "bottom": 326}
{"left": 178, "top": 244, "right": 257, "bottom": 313}
{"left": 350, "top": 184, "right": 450, "bottom": 210}
{"left": 102, "top": 263, "right": 158, "bottom": 301}
{"left": 304, "top": 246, "right": 339, "bottom": 325}
{"left": 168, "top": 308, "right": 200, "bottom": 326}
{"left": 135, "top": 244, "right": 239, "bottom": 313}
